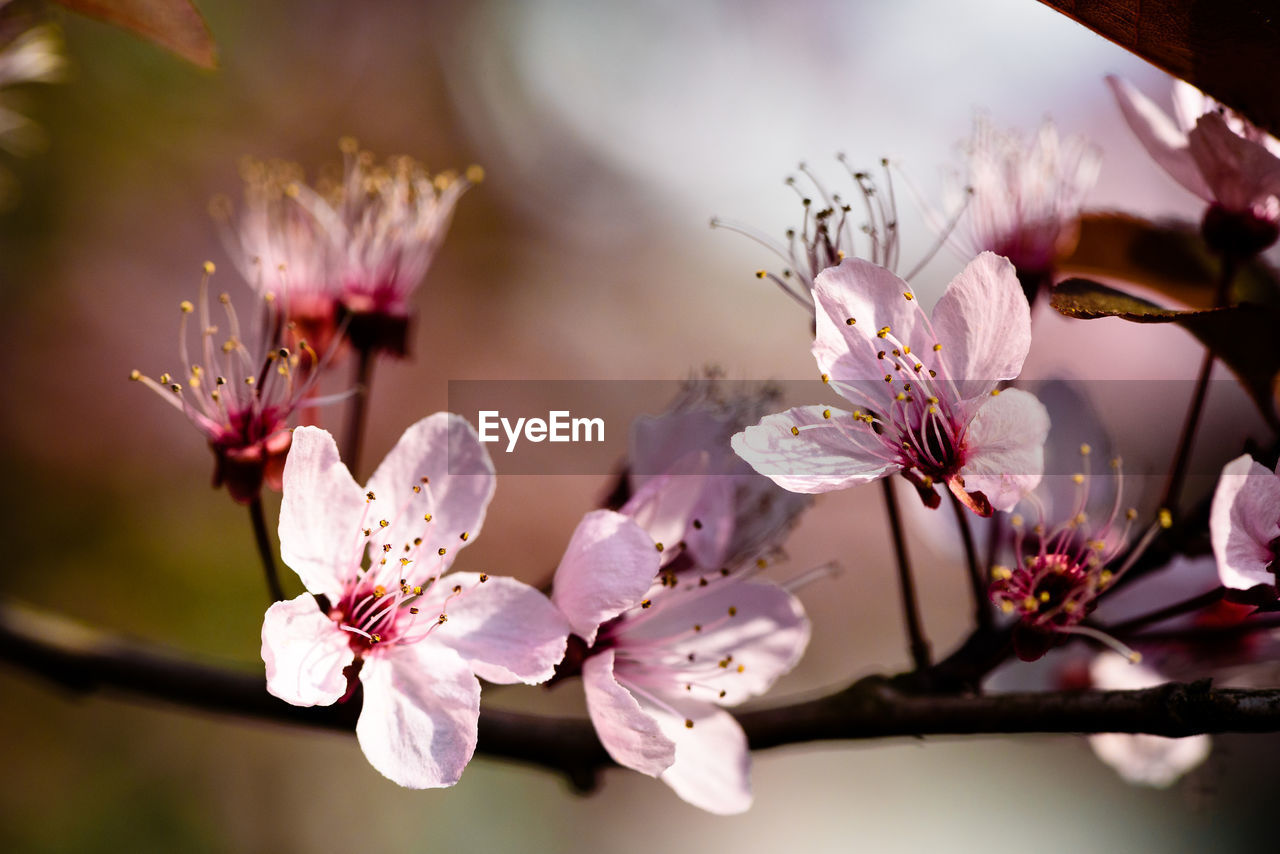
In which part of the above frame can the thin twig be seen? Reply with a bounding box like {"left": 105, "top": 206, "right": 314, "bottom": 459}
{"left": 342, "top": 347, "right": 376, "bottom": 477}
{"left": 249, "top": 497, "right": 285, "bottom": 602}
{"left": 949, "top": 490, "right": 992, "bottom": 631}
{"left": 881, "top": 479, "right": 930, "bottom": 669}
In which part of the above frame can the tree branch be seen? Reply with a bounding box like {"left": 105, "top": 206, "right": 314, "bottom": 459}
{"left": 4, "top": 599, "right": 1279, "bottom": 790}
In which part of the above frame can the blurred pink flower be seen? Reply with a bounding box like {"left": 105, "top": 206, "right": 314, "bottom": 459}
{"left": 212, "top": 158, "right": 343, "bottom": 358}
{"left": 732, "top": 251, "right": 1048, "bottom": 516}
{"left": 261, "top": 415, "right": 569, "bottom": 788}
{"left": 1087, "top": 652, "right": 1211, "bottom": 787}
{"left": 1107, "top": 76, "right": 1280, "bottom": 254}
{"left": 551, "top": 507, "right": 809, "bottom": 814}
{"left": 954, "top": 117, "right": 1099, "bottom": 293}
{"left": 296, "top": 139, "right": 480, "bottom": 356}
{"left": 1210, "top": 453, "right": 1280, "bottom": 594}
{"left": 131, "top": 264, "right": 320, "bottom": 504}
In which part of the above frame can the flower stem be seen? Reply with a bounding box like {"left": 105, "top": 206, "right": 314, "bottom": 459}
{"left": 343, "top": 347, "right": 376, "bottom": 477}
{"left": 1105, "top": 586, "right": 1227, "bottom": 636}
{"left": 249, "top": 497, "right": 285, "bottom": 602}
{"left": 882, "top": 478, "right": 930, "bottom": 670}
{"left": 1160, "top": 253, "right": 1237, "bottom": 515}
{"left": 949, "top": 490, "right": 992, "bottom": 631}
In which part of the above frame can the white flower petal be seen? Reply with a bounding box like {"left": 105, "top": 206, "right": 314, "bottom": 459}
{"left": 653, "top": 699, "right": 752, "bottom": 815}
{"left": 1210, "top": 454, "right": 1280, "bottom": 590}
{"left": 930, "top": 252, "right": 1030, "bottom": 400}
{"left": 732, "top": 406, "right": 897, "bottom": 494}
{"left": 958, "top": 388, "right": 1049, "bottom": 512}
{"left": 261, "top": 594, "right": 351, "bottom": 707}
{"left": 582, "top": 649, "right": 675, "bottom": 776}
{"left": 552, "top": 510, "right": 661, "bottom": 645}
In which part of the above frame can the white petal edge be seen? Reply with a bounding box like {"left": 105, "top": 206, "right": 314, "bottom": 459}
{"left": 552, "top": 510, "right": 661, "bottom": 645}
{"left": 582, "top": 649, "right": 676, "bottom": 776}
{"left": 261, "top": 594, "right": 352, "bottom": 707}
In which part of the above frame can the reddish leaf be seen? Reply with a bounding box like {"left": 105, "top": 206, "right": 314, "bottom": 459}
{"left": 51, "top": 0, "right": 216, "bottom": 69}
{"left": 1051, "top": 278, "right": 1280, "bottom": 428}
{"left": 1060, "top": 213, "right": 1280, "bottom": 311}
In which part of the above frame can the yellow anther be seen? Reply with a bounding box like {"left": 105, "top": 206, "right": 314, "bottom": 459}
{"left": 903, "top": 291, "right": 914, "bottom": 300}
{"left": 990, "top": 389, "right": 1001, "bottom": 396}
{"left": 1072, "top": 473, "right": 1084, "bottom": 485}
{"left": 409, "top": 607, "right": 420, "bottom": 615}
{"left": 736, "top": 664, "right": 745, "bottom": 673}
{"left": 641, "top": 599, "right": 652, "bottom": 609}
{"left": 1098, "top": 569, "right": 1114, "bottom": 586}
{"left": 822, "top": 409, "right": 831, "bottom": 419}
{"left": 179, "top": 300, "right": 194, "bottom": 313}
{"left": 933, "top": 343, "right": 942, "bottom": 352}
{"left": 655, "top": 542, "right": 665, "bottom": 552}
{"left": 413, "top": 586, "right": 423, "bottom": 595}
{"left": 465, "top": 164, "right": 485, "bottom": 183}
{"left": 684, "top": 719, "right": 694, "bottom": 729}
{"left": 371, "top": 634, "right": 381, "bottom": 643}
{"left": 990, "top": 565, "right": 1012, "bottom": 581}
{"left": 129, "top": 369, "right": 141, "bottom": 381}
{"left": 820, "top": 373, "right": 830, "bottom": 383}
{"left": 1063, "top": 601, "right": 1078, "bottom": 613}
{"left": 459, "top": 532, "right": 469, "bottom": 541}
{"left": 727, "top": 606, "right": 737, "bottom": 617}
{"left": 845, "top": 317, "right": 856, "bottom": 325}
{"left": 790, "top": 426, "right": 800, "bottom": 436}
{"left": 366, "top": 491, "right": 376, "bottom": 501}
{"left": 755, "top": 270, "right": 767, "bottom": 279}
{"left": 1074, "top": 512, "right": 1087, "bottom": 525}
{"left": 756, "top": 557, "right": 768, "bottom": 569}
{"left": 877, "top": 326, "right": 891, "bottom": 338}
{"left": 438, "top": 547, "right": 447, "bottom": 556}
{"left": 438, "top": 614, "right": 448, "bottom": 624}
{"left": 373, "top": 585, "right": 386, "bottom": 597}
{"left": 479, "top": 573, "right": 488, "bottom": 583}
{"left": 1158, "top": 508, "right": 1173, "bottom": 529}
{"left": 895, "top": 392, "right": 906, "bottom": 401}
{"left": 379, "top": 519, "right": 389, "bottom": 528}
{"left": 399, "top": 557, "right": 412, "bottom": 566}
{"left": 413, "top": 484, "right": 421, "bottom": 493}
{"left": 424, "top": 513, "right": 433, "bottom": 522}
{"left": 1039, "top": 591, "right": 1051, "bottom": 602}
{"left": 1000, "top": 600, "right": 1015, "bottom": 614}
{"left": 1128, "top": 651, "right": 1143, "bottom": 664}
{"left": 902, "top": 346, "right": 911, "bottom": 355}
{"left": 1022, "top": 596, "right": 1038, "bottom": 611}
{"left": 338, "top": 136, "right": 359, "bottom": 154}
{"left": 1080, "top": 443, "right": 1092, "bottom": 456}
{"left": 202, "top": 261, "right": 215, "bottom": 274}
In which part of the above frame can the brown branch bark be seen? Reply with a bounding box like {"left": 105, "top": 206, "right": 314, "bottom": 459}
{"left": 4, "top": 599, "right": 1280, "bottom": 791}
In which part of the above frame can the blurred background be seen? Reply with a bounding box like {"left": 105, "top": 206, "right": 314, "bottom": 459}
{"left": 0, "top": 0, "right": 1275, "bottom": 850}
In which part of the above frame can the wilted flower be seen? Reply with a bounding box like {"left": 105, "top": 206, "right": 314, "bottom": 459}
{"left": 1086, "top": 652, "right": 1212, "bottom": 787}
{"left": 951, "top": 117, "right": 1099, "bottom": 300}
{"left": 295, "top": 138, "right": 481, "bottom": 356}
{"left": 1107, "top": 76, "right": 1280, "bottom": 256}
{"left": 551, "top": 506, "right": 810, "bottom": 814}
{"left": 262, "top": 415, "right": 569, "bottom": 788}
{"left": 131, "top": 263, "right": 320, "bottom": 504}
{"left": 732, "top": 252, "right": 1048, "bottom": 516}
{"left": 989, "top": 447, "right": 1166, "bottom": 661}
{"left": 1210, "top": 453, "right": 1280, "bottom": 594}
{"left": 211, "top": 158, "right": 342, "bottom": 358}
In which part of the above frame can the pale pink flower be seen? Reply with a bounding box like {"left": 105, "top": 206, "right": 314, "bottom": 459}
{"left": 551, "top": 508, "right": 810, "bottom": 814}
{"left": 954, "top": 117, "right": 1099, "bottom": 290}
{"left": 1087, "top": 652, "right": 1211, "bottom": 787}
{"left": 732, "top": 251, "right": 1049, "bottom": 516}
{"left": 296, "top": 139, "right": 480, "bottom": 356}
{"left": 211, "top": 158, "right": 342, "bottom": 358}
{"left": 261, "top": 415, "right": 570, "bottom": 788}
{"left": 1210, "top": 453, "right": 1280, "bottom": 593}
{"left": 629, "top": 377, "right": 811, "bottom": 569}
{"left": 131, "top": 263, "right": 319, "bottom": 504}
{"left": 1107, "top": 76, "right": 1280, "bottom": 253}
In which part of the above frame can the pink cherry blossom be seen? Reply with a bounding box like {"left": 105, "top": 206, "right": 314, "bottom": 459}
{"left": 294, "top": 139, "right": 480, "bottom": 356}
{"left": 629, "top": 377, "right": 811, "bottom": 569}
{"left": 211, "top": 158, "right": 342, "bottom": 358}
{"left": 551, "top": 508, "right": 810, "bottom": 814}
{"left": 1107, "top": 76, "right": 1280, "bottom": 253}
{"left": 954, "top": 117, "right": 1099, "bottom": 288}
{"left": 732, "top": 251, "right": 1048, "bottom": 516}
{"left": 989, "top": 449, "right": 1164, "bottom": 662}
{"left": 1087, "top": 652, "right": 1211, "bottom": 787}
{"left": 261, "top": 414, "right": 570, "bottom": 788}
{"left": 131, "top": 263, "right": 322, "bottom": 504}
{"left": 1210, "top": 453, "right": 1280, "bottom": 593}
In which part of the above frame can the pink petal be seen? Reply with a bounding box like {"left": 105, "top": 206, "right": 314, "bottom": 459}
{"left": 279, "top": 426, "right": 367, "bottom": 600}
{"left": 930, "top": 252, "right": 1030, "bottom": 400}
{"left": 261, "top": 594, "right": 352, "bottom": 707}
{"left": 582, "top": 649, "right": 676, "bottom": 776}
{"left": 425, "top": 572, "right": 569, "bottom": 684}
{"left": 652, "top": 700, "right": 752, "bottom": 815}
{"left": 364, "top": 413, "right": 495, "bottom": 573}
{"left": 612, "top": 579, "right": 810, "bottom": 705}
{"left": 958, "top": 388, "right": 1049, "bottom": 512}
{"left": 624, "top": 463, "right": 735, "bottom": 569}
{"left": 731, "top": 406, "right": 898, "bottom": 494}
{"left": 356, "top": 641, "right": 481, "bottom": 788}
{"left": 1087, "top": 652, "right": 1211, "bottom": 787}
{"left": 812, "top": 257, "right": 922, "bottom": 385}
{"left": 1187, "top": 111, "right": 1280, "bottom": 212}
{"left": 1170, "top": 80, "right": 1211, "bottom": 134}
{"left": 552, "top": 510, "right": 661, "bottom": 645}
{"left": 1210, "top": 454, "right": 1280, "bottom": 590}
{"left": 1106, "top": 75, "right": 1213, "bottom": 202}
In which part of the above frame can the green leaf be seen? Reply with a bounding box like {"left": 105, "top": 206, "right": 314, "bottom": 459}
{"left": 1051, "top": 278, "right": 1280, "bottom": 429}
{"left": 1060, "top": 212, "right": 1280, "bottom": 310}
{"left": 50, "top": 0, "right": 217, "bottom": 70}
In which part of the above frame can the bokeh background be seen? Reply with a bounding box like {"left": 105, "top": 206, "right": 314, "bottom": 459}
{"left": 1, "top": 0, "right": 1276, "bottom": 850}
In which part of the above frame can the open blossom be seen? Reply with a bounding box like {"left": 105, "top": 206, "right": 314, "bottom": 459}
{"left": 131, "top": 263, "right": 319, "bottom": 504}
{"left": 732, "top": 251, "right": 1048, "bottom": 516}
{"left": 1210, "top": 454, "right": 1280, "bottom": 594}
{"left": 989, "top": 447, "right": 1165, "bottom": 661}
{"left": 1086, "top": 652, "right": 1211, "bottom": 787}
{"left": 211, "top": 158, "right": 342, "bottom": 358}
{"left": 295, "top": 138, "right": 481, "bottom": 356}
{"left": 953, "top": 117, "right": 1099, "bottom": 296}
{"left": 261, "top": 415, "right": 569, "bottom": 788}
{"left": 629, "top": 377, "right": 811, "bottom": 569}
{"left": 551, "top": 505, "right": 810, "bottom": 814}
{"left": 1107, "top": 76, "right": 1280, "bottom": 254}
